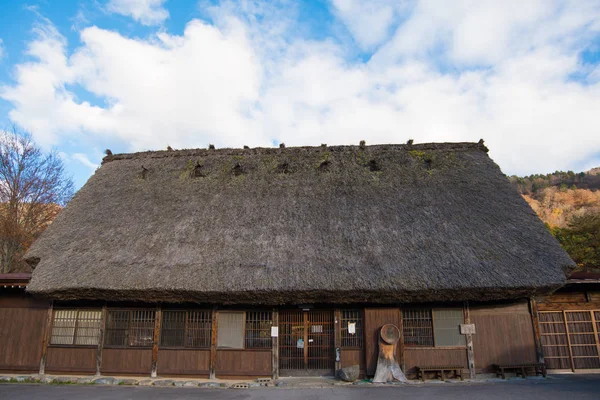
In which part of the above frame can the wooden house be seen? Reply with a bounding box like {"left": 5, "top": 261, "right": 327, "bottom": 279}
{"left": 0, "top": 142, "right": 574, "bottom": 379}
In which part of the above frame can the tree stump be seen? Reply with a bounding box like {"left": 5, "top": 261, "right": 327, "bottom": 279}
{"left": 373, "top": 324, "right": 407, "bottom": 383}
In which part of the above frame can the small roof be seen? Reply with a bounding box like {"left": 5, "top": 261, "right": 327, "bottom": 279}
{"left": 25, "top": 142, "right": 573, "bottom": 304}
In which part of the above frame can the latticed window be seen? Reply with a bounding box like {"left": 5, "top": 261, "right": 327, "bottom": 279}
{"left": 105, "top": 310, "right": 155, "bottom": 348}
{"left": 403, "top": 309, "right": 434, "bottom": 347}
{"left": 341, "top": 309, "right": 363, "bottom": 348}
{"left": 403, "top": 308, "right": 465, "bottom": 347}
{"left": 50, "top": 309, "right": 102, "bottom": 346}
{"left": 245, "top": 311, "right": 272, "bottom": 348}
{"left": 160, "top": 310, "right": 212, "bottom": 348}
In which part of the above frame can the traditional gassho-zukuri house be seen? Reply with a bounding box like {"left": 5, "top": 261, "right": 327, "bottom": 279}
{"left": 0, "top": 141, "right": 576, "bottom": 379}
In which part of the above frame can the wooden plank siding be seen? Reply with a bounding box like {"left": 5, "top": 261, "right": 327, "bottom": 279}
{"left": 46, "top": 347, "right": 96, "bottom": 374}
{"left": 215, "top": 349, "right": 271, "bottom": 376}
{"left": 364, "top": 308, "right": 401, "bottom": 375}
{"left": 404, "top": 348, "right": 467, "bottom": 376}
{"left": 100, "top": 348, "right": 153, "bottom": 375}
{"left": 0, "top": 291, "right": 49, "bottom": 373}
{"left": 470, "top": 301, "right": 537, "bottom": 373}
{"left": 157, "top": 349, "right": 210, "bottom": 376}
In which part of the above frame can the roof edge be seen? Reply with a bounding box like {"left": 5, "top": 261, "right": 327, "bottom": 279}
{"left": 102, "top": 140, "right": 489, "bottom": 164}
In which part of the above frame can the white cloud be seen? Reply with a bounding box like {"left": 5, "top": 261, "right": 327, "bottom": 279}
{"left": 72, "top": 153, "right": 99, "bottom": 170}
{"left": 1, "top": 0, "right": 600, "bottom": 179}
{"left": 107, "top": 0, "right": 169, "bottom": 26}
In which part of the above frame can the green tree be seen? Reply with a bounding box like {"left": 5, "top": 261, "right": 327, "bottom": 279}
{"left": 552, "top": 214, "right": 600, "bottom": 270}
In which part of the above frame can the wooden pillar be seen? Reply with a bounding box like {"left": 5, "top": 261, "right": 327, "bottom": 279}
{"left": 150, "top": 305, "right": 162, "bottom": 378}
{"left": 590, "top": 310, "right": 600, "bottom": 365}
{"left": 463, "top": 301, "right": 475, "bottom": 379}
{"left": 272, "top": 308, "right": 279, "bottom": 380}
{"left": 528, "top": 297, "right": 545, "bottom": 364}
{"left": 334, "top": 309, "right": 341, "bottom": 373}
{"left": 398, "top": 308, "right": 405, "bottom": 372}
{"left": 563, "top": 310, "right": 575, "bottom": 372}
{"left": 39, "top": 301, "right": 54, "bottom": 375}
{"left": 96, "top": 304, "right": 107, "bottom": 376}
{"left": 209, "top": 307, "right": 218, "bottom": 379}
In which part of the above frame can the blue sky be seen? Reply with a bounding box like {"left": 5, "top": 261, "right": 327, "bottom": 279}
{"left": 0, "top": 0, "right": 600, "bottom": 189}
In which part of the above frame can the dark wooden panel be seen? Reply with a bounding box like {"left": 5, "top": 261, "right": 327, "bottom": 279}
{"left": 101, "top": 348, "right": 152, "bottom": 375}
{"left": 157, "top": 349, "right": 210, "bottom": 376}
{"left": 589, "top": 292, "right": 600, "bottom": 302}
{"left": 541, "top": 293, "right": 587, "bottom": 304}
{"left": 539, "top": 302, "right": 600, "bottom": 311}
{"left": 0, "top": 303, "right": 48, "bottom": 372}
{"left": 404, "top": 348, "right": 467, "bottom": 375}
{"left": 364, "top": 308, "right": 400, "bottom": 375}
{"left": 0, "top": 292, "right": 50, "bottom": 308}
{"left": 46, "top": 347, "right": 96, "bottom": 373}
{"left": 471, "top": 302, "right": 537, "bottom": 373}
{"left": 340, "top": 348, "right": 365, "bottom": 375}
{"left": 215, "top": 350, "right": 271, "bottom": 376}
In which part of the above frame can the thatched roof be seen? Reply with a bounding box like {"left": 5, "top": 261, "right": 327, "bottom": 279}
{"left": 25, "top": 142, "right": 573, "bottom": 304}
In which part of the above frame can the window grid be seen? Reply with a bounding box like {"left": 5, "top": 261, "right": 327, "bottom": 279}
{"left": 160, "top": 310, "right": 212, "bottom": 348}
{"left": 245, "top": 311, "right": 273, "bottom": 349}
{"left": 402, "top": 309, "right": 434, "bottom": 347}
{"left": 50, "top": 309, "right": 102, "bottom": 346}
{"left": 341, "top": 309, "right": 363, "bottom": 348}
{"left": 105, "top": 310, "right": 155, "bottom": 348}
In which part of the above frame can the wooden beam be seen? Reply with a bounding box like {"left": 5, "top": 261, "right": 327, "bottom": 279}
{"left": 209, "top": 307, "right": 218, "bottom": 379}
{"left": 463, "top": 301, "right": 475, "bottom": 379}
{"left": 150, "top": 305, "right": 162, "bottom": 378}
{"left": 272, "top": 308, "right": 279, "bottom": 380}
{"left": 398, "top": 308, "right": 405, "bottom": 373}
{"left": 96, "top": 304, "right": 107, "bottom": 376}
{"left": 563, "top": 310, "right": 575, "bottom": 372}
{"left": 334, "top": 309, "right": 341, "bottom": 373}
{"left": 528, "top": 297, "right": 545, "bottom": 364}
{"left": 538, "top": 302, "right": 600, "bottom": 311}
{"left": 39, "top": 301, "right": 53, "bottom": 375}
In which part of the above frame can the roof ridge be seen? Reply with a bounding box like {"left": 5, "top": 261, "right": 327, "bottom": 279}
{"left": 102, "top": 141, "right": 488, "bottom": 164}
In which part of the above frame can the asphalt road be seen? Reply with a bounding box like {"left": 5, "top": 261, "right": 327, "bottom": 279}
{"left": 1, "top": 375, "right": 599, "bottom": 399}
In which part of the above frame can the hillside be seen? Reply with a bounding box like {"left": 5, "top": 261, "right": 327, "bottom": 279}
{"left": 510, "top": 168, "right": 600, "bottom": 270}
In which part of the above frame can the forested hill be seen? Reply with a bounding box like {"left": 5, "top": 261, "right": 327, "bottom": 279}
{"left": 509, "top": 168, "right": 600, "bottom": 270}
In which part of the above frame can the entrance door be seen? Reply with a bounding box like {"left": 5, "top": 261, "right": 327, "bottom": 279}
{"left": 279, "top": 310, "right": 334, "bottom": 376}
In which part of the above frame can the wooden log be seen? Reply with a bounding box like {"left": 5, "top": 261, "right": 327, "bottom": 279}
{"left": 209, "top": 307, "right": 218, "bottom": 379}
{"left": 151, "top": 306, "right": 162, "bottom": 378}
{"left": 373, "top": 324, "right": 407, "bottom": 383}
{"left": 96, "top": 304, "right": 107, "bottom": 376}
{"left": 272, "top": 308, "right": 279, "bottom": 380}
{"left": 39, "top": 301, "right": 54, "bottom": 375}
{"left": 334, "top": 309, "right": 341, "bottom": 373}
{"left": 528, "top": 297, "right": 545, "bottom": 364}
{"left": 463, "top": 301, "right": 475, "bottom": 379}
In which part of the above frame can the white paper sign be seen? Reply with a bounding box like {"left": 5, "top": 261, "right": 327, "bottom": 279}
{"left": 271, "top": 327, "right": 278, "bottom": 337}
{"left": 348, "top": 322, "right": 356, "bottom": 335}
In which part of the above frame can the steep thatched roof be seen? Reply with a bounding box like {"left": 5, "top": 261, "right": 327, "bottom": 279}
{"left": 26, "top": 142, "right": 573, "bottom": 304}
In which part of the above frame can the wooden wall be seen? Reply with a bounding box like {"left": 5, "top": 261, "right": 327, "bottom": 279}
{"left": 46, "top": 347, "right": 96, "bottom": 374}
{"left": 404, "top": 348, "right": 467, "bottom": 375}
{"left": 101, "top": 349, "right": 152, "bottom": 375}
{"left": 340, "top": 349, "right": 365, "bottom": 375}
{"left": 157, "top": 349, "right": 210, "bottom": 376}
{"left": 364, "top": 308, "right": 400, "bottom": 375}
{"left": 471, "top": 301, "right": 537, "bottom": 373}
{"left": 0, "top": 291, "right": 49, "bottom": 373}
{"left": 215, "top": 350, "right": 271, "bottom": 377}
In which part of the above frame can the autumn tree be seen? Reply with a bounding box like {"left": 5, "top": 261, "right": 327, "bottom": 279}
{"left": 0, "top": 127, "right": 74, "bottom": 273}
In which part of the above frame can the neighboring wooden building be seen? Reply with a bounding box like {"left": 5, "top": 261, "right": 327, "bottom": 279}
{"left": 0, "top": 142, "right": 574, "bottom": 379}
{"left": 536, "top": 271, "right": 600, "bottom": 371}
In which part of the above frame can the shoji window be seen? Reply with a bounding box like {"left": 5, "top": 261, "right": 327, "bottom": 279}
{"left": 50, "top": 309, "right": 102, "bottom": 346}
{"left": 217, "top": 312, "right": 245, "bottom": 349}
{"left": 403, "top": 308, "right": 465, "bottom": 347}
{"left": 433, "top": 309, "right": 465, "bottom": 347}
